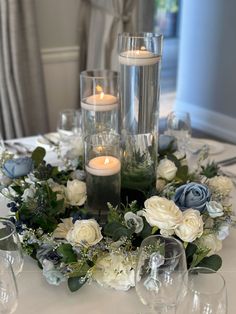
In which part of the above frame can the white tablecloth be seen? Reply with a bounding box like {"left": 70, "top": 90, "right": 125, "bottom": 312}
{"left": 2, "top": 136, "right": 236, "bottom": 314}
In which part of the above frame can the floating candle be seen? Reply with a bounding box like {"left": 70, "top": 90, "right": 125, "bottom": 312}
{"left": 119, "top": 48, "right": 160, "bottom": 66}
{"left": 86, "top": 156, "right": 121, "bottom": 176}
{"left": 81, "top": 93, "right": 118, "bottom": 112}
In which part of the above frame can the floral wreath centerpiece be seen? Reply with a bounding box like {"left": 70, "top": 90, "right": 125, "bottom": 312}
{"left": 0, "top": 135, "right": 234, "bottom": 292}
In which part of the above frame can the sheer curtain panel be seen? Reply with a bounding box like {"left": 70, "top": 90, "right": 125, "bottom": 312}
{"left": 78, "top": 0, "right": 138, "bottom": 72}
{"left": 0, "top": 0, "right": 49, "bottom": 139}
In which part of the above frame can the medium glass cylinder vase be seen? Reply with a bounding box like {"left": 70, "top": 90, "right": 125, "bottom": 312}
{"left": 118, "top": 32, "right": 163, "bottom": 193}
{"left": 80, "top": 70, "right": 119, "bottom": 137}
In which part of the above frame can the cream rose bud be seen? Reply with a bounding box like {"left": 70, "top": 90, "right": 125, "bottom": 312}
{"left": 156, "top": 159, "right": 178, "bottom": 181}
{"left": 206, "top": 201, "right": 224, "bottom": 218}
{"left": 208, "top": 176, "right": 233, "bottom": 196}
{"left": 65, "top": 179, "right": 86, "bottom": 206}
{"left": 143, "top": 196, "right": 183, "bottom": 230}
{"left": 175, "top": 209, "right": 204, "bottom": 242}
{"left": 197, "top": 233, "right": 222, "bottom": 256}
{"left": 66, "top": 219, "right": 102, "bottom": 246}
{"left": 156, "top": 179, "right": 166, "bottom": 192}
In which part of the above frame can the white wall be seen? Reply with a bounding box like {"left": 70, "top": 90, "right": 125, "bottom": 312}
{"left": 35, "top": 0, "right": 80, "bottom": 131}
{"left": 176, "top": 0, "right": 236, "bottom": 143}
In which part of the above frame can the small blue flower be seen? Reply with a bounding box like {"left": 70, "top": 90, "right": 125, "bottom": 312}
{"left": 37, "top": 244, "right": 61, "bottom": 265}
{"left": 174, "top": 182, "right": 211, "bottom": 212}
{"left": 3, "top": 157, "right": 33, "bottom": 179}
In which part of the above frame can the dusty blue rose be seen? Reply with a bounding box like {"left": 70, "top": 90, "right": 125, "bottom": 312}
{"left": 42, "top": 260, "right": 66, "bottom": 286}
{"left": 3, "top": 157, "right": 33, "bottom": 179}
{"left": 174, "top": 182, "right": 211, "bottom": 212}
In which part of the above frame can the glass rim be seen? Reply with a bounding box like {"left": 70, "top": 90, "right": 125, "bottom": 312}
{"left": 185, "top": 267, "right": 226, "bottom": 295}
{"left": 0, "top": 218, "right": 16, "bottom": 241}
{"left": 140, "top": 234, "right": 185, "bottom": 260}
{"left": 80, "top": 69, "right": 118, "bottom": 80}
{"left": 59, "top": 109, "right": 80, "bottom": 115}
{"left": 118, "top": 32, "right": 163, "bottom": 39}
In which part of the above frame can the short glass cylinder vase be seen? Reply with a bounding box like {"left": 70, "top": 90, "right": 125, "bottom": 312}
{"left": 84, "top": 132, "right": 121, "bottom": 223}
{"left": 80, "top": 70, "right": 119, "bottom": 137}
{"left": 118, "top": 32, "right": 163, "bottom": 194}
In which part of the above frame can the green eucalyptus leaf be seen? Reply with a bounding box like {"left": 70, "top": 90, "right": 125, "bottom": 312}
{"left": 68, "top": 277, "right": 87, "bottom": 292}
{"left": 31, "top": 147, "right": 46, "bottom": 167}
{"left": 103, "top": 221, "right": 124, "bottom": 237}
{"left": 185, "top": 243, "right": 198, "bottom": 259}
{"left": 139, "top": 220, "right": 152, "bottom": 239}
{"left": 112, "top": 226, "right": 133, "bottom": 241}
{"left": 57, "top": 244, "right": 77, "bottom": 263}
{"left": 198, "top": 254, "right": 222, "bottom": 271}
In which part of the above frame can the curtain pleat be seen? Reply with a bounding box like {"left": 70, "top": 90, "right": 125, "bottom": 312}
{"left": 78, "top": 0, "right": 137, "bottom": 72}
{"left": 0, "top": 0, "right": 49, "bottom": 139}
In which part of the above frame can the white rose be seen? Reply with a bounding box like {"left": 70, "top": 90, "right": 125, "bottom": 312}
{"left": 0, "top": 173, "right": 11, "bottom": 186}
{"left": 175, "top": 209, "right": 204, "bottom": 242}
{"left": 156, "top": 159, "right": 178, "bottom": 181}
{"left": 143, "top": 196, "right": 183, "bottom": 230}
{"left": 217, "top": 223, "right": 230, "bottom": 240}
{"left": 197, "top": 233, "right": 222, "bottom": 256}
{"left": 48, "top": 180, "right": 66, "bottom": 201}
{"left": 66, "top": 219, "right": 102, "bottom": 246}
{"left": 92, "top": 252, "right": 136, "bottom": 291}
{"left": 206, "top": 201, "right": 224, "bottom": 218}
{"left": 65, "top": 179, "right": 86, "bottom": 206}
{"left": 160, "top": 229, "right": 174, "bottom": 237}
{"left": 22, "top": 187, "right": 36, "bottom": 201}
{"left": 53, "top": 218, "right": 74, "bottom": 239}
{"left": 124, "top": 212, "right": 144, "bottom": 233}
{"left": 208, "top": 176, "right": 233, "bottom": 196}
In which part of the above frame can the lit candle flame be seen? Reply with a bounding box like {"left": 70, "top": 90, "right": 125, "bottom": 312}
{"left": 96, "top": 85, "right": 103, "bottom": 92}
{"left": 104, "top": 157, "right": 110, "bottom": 165}
{"left": 96, "top": 85, "right": 104, "bottom": 100}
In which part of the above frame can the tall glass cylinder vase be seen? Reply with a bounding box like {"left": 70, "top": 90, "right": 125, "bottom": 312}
{"left": 80, "top": 70, "right": 119, "bottom": 137}
{"left": 118, "top": 33, "right": 163, "bottom": 194}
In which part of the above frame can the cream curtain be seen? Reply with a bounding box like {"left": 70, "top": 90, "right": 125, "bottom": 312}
{"left": 0, "top": 0, "right": 49, "bottom": 139}
{"left": 78, "top": 0, "right": 138, "bottom": 72}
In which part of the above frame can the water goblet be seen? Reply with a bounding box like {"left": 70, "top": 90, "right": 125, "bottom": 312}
{"left": 166, "top": 111, "right": 191, "bottom": 153}
{"left": 57, "top": 109, "right": 82, "bottom": 143}
{"left": 0, "top": 255, "right": 18, "bottom": 314}
{"left": 177, "top": 267, "right": 227, "bottom": 314}
{"left": 135, "top": 235, "right": 187, "bottom": 313}
{"left": 0, "top": 219, "right": 24, "bottom": 275}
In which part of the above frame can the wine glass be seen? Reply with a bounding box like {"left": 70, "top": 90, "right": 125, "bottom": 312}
{"left": 135, "top": 235, "right": 187, "bottom": 313}
{"left": 57, "top": 109, "right": 82, "bottom": 143}
{"left": 0, "top": 255, "right": 18, "bottom": 313}
{"left": 166, "top": 111, "right": 191, "bottom": 153}
{"left": 0, "top": 219, "right": 24, "bottom": 275}
{"left": 177, "top": 267, "right": 227, "bottom": 314}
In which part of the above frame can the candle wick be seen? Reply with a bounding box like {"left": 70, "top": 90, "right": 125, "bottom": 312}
{"left": 99, "top": 91, "right": 104, "bottom": 100}
{"left": 104, "top": 157, "right": 110, "bottom": 165}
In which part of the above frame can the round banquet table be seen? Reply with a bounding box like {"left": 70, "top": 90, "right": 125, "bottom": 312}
{"left": 1, "top": 136, "right": 236, "bottom": 314}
